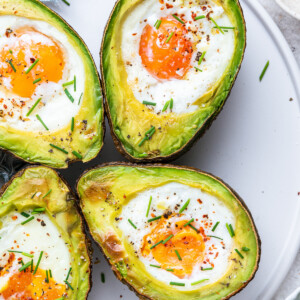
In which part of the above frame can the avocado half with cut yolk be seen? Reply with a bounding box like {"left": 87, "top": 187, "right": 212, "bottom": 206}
{"left": 0, "top": 0, "right": 104, "bottom": 168}
{"left": 101, "top": 0, "right": 246, "bottom": 162}
{"left": 77, "top": 163, "right": 260, "bottom": 300}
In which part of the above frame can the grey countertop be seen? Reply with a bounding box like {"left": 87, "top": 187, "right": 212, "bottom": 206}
{"left": 258, "top": 1, "right": 300, "bottom": 299}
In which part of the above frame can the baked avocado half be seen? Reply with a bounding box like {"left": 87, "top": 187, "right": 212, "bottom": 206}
{"left": 77, "top": 163, "right": 260, "bottom": 300}
{"left": 101, "top": 0, "right": 246, "bottom": 162}
{"left": 0, "top": 0, "right": 104, "bottom": 168}
{"left": 0, "top": 166, "right": 91, "bottom": 299}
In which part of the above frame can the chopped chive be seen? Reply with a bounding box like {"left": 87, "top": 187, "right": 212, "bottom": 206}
{"left": 198, "top": 51, "right": 206, "bottom": 66}
{"left": 36, "top": 114, "right": 49, "bottom": 131}
{"left": 139, "top": 126, "right": 156, "bottom": 147}
{"left": 170, "top": 282, "right": 185, "bottom": 286}
{"left": 71, "top": 117, "right": 75, "bottom": 132}
{"left": 202, "top": 267, "right": 213, "bottom": 271}
{"left": 26, "top": 98, "right": 42, "bottom": 117}
{"left": 150, "top": 240, "right": 163, "bottom": 249}
{"left": 22, "top": 252, "right": 34, "bottom": 258}
{"left": 128, "top": 219, "right": 137, "bottom": 229}
{"left": 154, "top": 20, "right": 162, "bottom": 29}
{"left": 49, "top": 269, "right": 52, "bottom": 278}
{"left": 226, "top": 223, "right": 235, "bottom": 237}
{"left": 74, "top": 75, "right": 76, "bottom": 92}
{"left": 31, "top": 192, "right": 37, "bottom": 199}
{"left": 19, "top": 261, "right": 31, "bottom": 272}
{"left": 148, "top": 216, "right": 161, "bottom": 222}
{"left": 166, "top": 32, "right": 174, "bottom": 43}
{"left": 33, "top": 251, "right": 43, "bottom": 275}
{"left": 64, "top": 88, "right": 75, "bottom": 103}
{"left": 46, "top": 270, "right": 49, "bottom": 283}
{"left": 210, "top": 17, "right": 224, "bottom": 34}
{"left": 235, "top": 249, "right": 244, "bottom": 259}
{"left": 61, "top": 0, "right": 70, "bottom": 5}
{"left": 78, "top": 92, "right": 83, "bottom": 105}
{"left": 206, "top": 235, "right": 223, "bottom": 240}
{"left": 101, "top": 272, "right": 105, "bottom": 283}
{"left": 72, "top": 150, "right": 83, "bottom": 159}
{"left": 21, "top": 216, "right": 34, "bottom": 225}
{"left": 30, "top": 259, "right": 33, "bottom": 272}
{"left": 259, "top": 61, "right": 269, "bottom": 81}
{"left": 162, "top": 234, "right": 174, "bottom": 244}
{"left": 55, "top": 298, "right": 65, "bottom": 300}
{"left": 166, "top": 268, "right": 174, "bottom": 272}
{"left": 8, "top": 250, "right": 22, "bottom": 253}
{"left": 42, "top": 189, "right": 52, "bottom": 199}
{"left": 213, "top": 26, "right": 235, "bottom": 30}
{"left": 62, "top": 80, "right": 74, "bottom": 87}
{"left": 64, "top": 280, "right": 74, "bottom": 290}
{"left": 175, "top": 250, "right": 182, "bottom": 261}
{"left": 172, "top": 14, "right": 185, "bottom": 24}
{"left": 150, "top": 264, "right": 161, "bottom": 268}
{"left": 194, "top": 66, "right": 203, "bottom": 72}
{"left": 212, "top": 221, "right": 220, "bottom": 232}
{"left": 143, "top": 101, "right": 156, "bottom": 106}
{"left": 183, "top": 218, "right": 194, "bottom": 227}
{"left": 8, "top": 59, "right": 16, "bottom": 72}
{"left": 50, "top": 143, "right": 69, "bottom": 154}
{"left": 21, "top": 212, "right": 30, "bottom": 218}
{"left": 179, "top": 199, "right": 190, "bottom": 214}
{"left": 169, "top": 98, "right": 173, "bottom": 109}
{"left": 146, "top": 196, "right": 152, "bottom": 217}
{"left": 9, "top": 49, "right": 13, "bottom": 54}
{"left": 33, "top": 208, "right": 46, "bottom": 213}
{"left": 25, "top": 58, "right": 39, "bottom": 74}
{"left": 138, "top": 153, "right": 148, "bottom": 158}
{"left": 162, "top": 100, "right": 170, "bottom": 112}
{"left": 66, "top": 267, "right": 72, "bottom": 281}
{"left": 191, "top": 279, "right": 209, "bottom": 286}
{"left": 188, "top": 224, "right": 199, "bottom": 233}
{"left": 242, "top": 247, "right": 250, "bottom": 252}
{"left": 33, "top": 78, "right": 41, "bottom": 84}
{"left": 195, "top": 15, "right": 205, "bottom": 20}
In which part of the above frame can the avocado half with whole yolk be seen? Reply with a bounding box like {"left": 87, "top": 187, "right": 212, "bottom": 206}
{"left": 0, "top": 0, "right": 104, "bottom": 168}
{"left": 0, "top": 166, "right": 91, "bottom": 299}
{"left": 77, "top": 163, "right": 260, "bottom": 300}
{"left": 101, "top": 0, "right": 246, "bottom": 162}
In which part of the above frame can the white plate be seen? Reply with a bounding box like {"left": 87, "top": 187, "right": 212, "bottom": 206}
{"left": 50, "top": 0, "right": 300, "bottom": 299}
{"left": 275, "top": 0, "right": 300, "bottom": 20}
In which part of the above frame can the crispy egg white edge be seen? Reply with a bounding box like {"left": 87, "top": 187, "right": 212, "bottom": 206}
{"left": 0, "top": 15, "right": 85, "bottom": 132}
{"left": 0, "top": 211, "right": 71, "bottom": 287}
{"left": 118, "top": 182, "right": 235, "bottom": 290}
{"left": 121, "top": 0, "right": 235, "bottom": 114}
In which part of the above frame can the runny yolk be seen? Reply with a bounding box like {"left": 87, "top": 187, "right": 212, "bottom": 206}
{"left": 0, "top": 26, "right": 65, "bottom": 99}
{"left": 142, "top": 216, "right": 205, "bottom": 278}
{"left": 139, "top": 17, "right": 193, "bottom": 80}
{"left": 0, "top": 253, "right": 66, "bottom": 299}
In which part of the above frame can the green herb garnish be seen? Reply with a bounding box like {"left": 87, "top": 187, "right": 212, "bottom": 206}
{"left": 49, "top": 269, "right": 52, "bottom": 278}
{"left": 195, "top": 15, "right": 205, "bottom": 20}
{"left": 26, "top": 98, "right": 41, "bottom": 117}
{"left": 146, "top": 196, "right": 152, "bottom": 217}
{"left": 21, "top": 216, "right": 34, "bottom": 225}
{"left": 33, "top": 251, "right": 43, "bottom": 275}
{"left": 170, "top": 282, "right": 185, "bottom": 286}
{"left": 188, "top": 224, "right": 199, "bottom": 233}
{"left": 198, "top": 51, "right": 206, "bottom": 66}
{"left": 191, "top": 279, "right": 209, "bottom": 286}
{"left": 148, "top": 216, "right": 161, "bottom": 222}
{"left": 50, "top": 143, "right": 68, "bottom": 154}
{"left": 235, "top": 249, "right": 244, "bottom": 259}
{"left": 206, "top": 235, "right": 223, "bottom": 240}
{"left": 61, "top": 0, "right": 70, "bottom": 5}
{"left": 162, "top": 234, "right": 174, "bottom": 244}
{"left": 179, "top": 199, "right": 190, "bottom": 214}
{"left": 166, "top": 32, "right": 174, "bottom": 43}
{"left": 202, "top": 267, "right": 213, "bottom": 271}
{"left": 194, "top": 66, "right": 203, "bottom": 72}
{"left": 36, "top": 114, "right": 49, "bottom": 131}
{"left": 46, "top": 270, "right": 49, "bottom": 283}
{"left": 78, "top": 92, "right": 83, "bottom": 105}
{"left": 154, "top": 20, "right": 162, "bottom": 29}
{"left": 21, "top": 212, "right": 30, "bottom": 218}
{"left": 26, "top": 58, "right": 39, "bottom": 74}
{"left": 172, "top": 14, "right": 185, "bottom": 24}
{"left": 74, "top": 75, "right": 76, "bottom": 92}
{"left": 226, "top": 223, "right": 235, "bottom": 237}
{"left": 169, "top": 98, "right": 173, "bottom": 109}
{"left": 8, "top": 59, "right": 16, "bottom": 72}
{"left": 71, "top": 117, "right": 75, "bottom": 132}
{"left": 259, "top": 61, "right": 269, "bottom": 81}
{"left": 150, "top": 264, "right": 161, "bottom": 268}
{"left": 150, "top": 240, "right": 163, "bottom": 249}
{"left": 42, "top": 189, "right": 52, "bottom": 199}
{"left": 64, "top": 88, "right": 75, "bottom": 103}
{"left": 66, "top": 267, "right": 72, "bottom": 281}
{"left": 139, "top": 126, "right": 156, "bottom": 147}
{"left": 175, "top": 250, "right": 182, "bottom": 261}
{"left": 128, "top": 219, "right": 137, "bottom": 229}
{"left": 212, "top": 221, "right": 220, "bottom": 232}
{"left": 242, "top": 247, "right": 250, "bottom": 252}
{"left": 166, "top": 268, "right": 174, "bottom": 272}
{"left": 210, "top": 17, "right": 224, "bottom": 34}
{"left": 62, "top": 80, "right": 74, "bottom": 87}
{"left": 64, "top": 280, "right": 74, "bottom": 290}
{"left": 19, "top": 261, "right": 31, "bottom": 272}
{"left": 72, "top": 150, "right": 82, "bottom": 159}
{"left": 213, "top": 26, "right": 235, "bottom": 30}
{"left": 183, "top": 218, "right": 194, "bottom": 227}
{"left": 143, "top": 101, "right": 156, "bottom": 106}
{"left": 101, "top": 272, "right": 105, "bottom": 283}
{"left": 33, "top": 78, "right": 41, "bottom": 84}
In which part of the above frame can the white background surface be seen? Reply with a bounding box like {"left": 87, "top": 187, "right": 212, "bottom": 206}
{"left": 44, "top": 0, "right": 300, "bottom": 299}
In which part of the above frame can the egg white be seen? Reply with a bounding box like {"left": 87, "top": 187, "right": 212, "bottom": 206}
{"left": 0, "top": 16, "right": 85, "bottom": 132}
{"left": 121, "top": 0, "right": 235, "bottom": 114}
{"left": 0, "top": 211, "right": 71, "bottom": 290}
{"left": 118, "top": 182, "right": 235, "bottom": 290}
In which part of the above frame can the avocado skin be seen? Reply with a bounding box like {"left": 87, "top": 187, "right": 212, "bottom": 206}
{"left": 0, "top": 0, "right": 105, "bottom": 168}
{"left": 101, "top": 0, "right": 246, "bottom": 163}
{"left": 77, "top": 162, "right": 261, "bottom": 300}
{"left": 0, "top": 165, "right": 92, "bottom": 299}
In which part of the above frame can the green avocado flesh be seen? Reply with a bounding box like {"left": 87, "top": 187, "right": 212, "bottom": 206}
{"left": 78, "top": 164, "right": 260, "bottom": 300}
{"left": 0, "top": 166, "right": 91, "bottom": 299}
{"left": 0, "top": 0, "right": 104, "bottom": 168}
{"left": 101, "top": 0, "right": 246, "bottom": 161}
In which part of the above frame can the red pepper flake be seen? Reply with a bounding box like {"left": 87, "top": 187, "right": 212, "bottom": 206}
{"left": 166, "top": 3, "right": 173, "bottom": 9}
{"left": 151, "top": 213, "right": 155, "bottom": 218}
{"left": 12, "top": 215, "right": 18, "bottom": 220}
{"left": 203, "top": 214, "right": 208, "bottom": 219}
{"left": 298, "top": 192, "right": 300, "bottom": 196}
{"left": 123, "top": 195, "right": 126, "bottom": 199}
{"left": 197, "top": 199, "right": 202, "bottom": 204}
{"left": 132, "top": 33, "right": 137, "bottom": 36}
{"left": 214, "top": 252, "right": 219, "bottom": 259}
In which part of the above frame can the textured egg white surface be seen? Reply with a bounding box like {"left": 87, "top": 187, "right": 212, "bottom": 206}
{"left": 0, "top": 211, "right": 71, "bottom": 285}
{"left": 121, "top": 0, "right": 235, "bottom": 114}
{"left": 118, "top": 182, "right": 235, "bottom": 289}
{"left": 0, "top": 16, "right": 84, "bottom": 131}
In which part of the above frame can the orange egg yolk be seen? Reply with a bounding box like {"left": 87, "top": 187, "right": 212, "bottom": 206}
{"left": 0, "top": 253, "right": 66, "bottom": 299}
{"left": 0, "top": 26, "right": 65, "bottom": 99}
{"left": 142, "top": 216, "right": 205, "bottom": 278}
{"left": 139, "top": 17, "right": 193, "bottom": 81}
